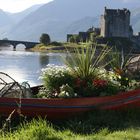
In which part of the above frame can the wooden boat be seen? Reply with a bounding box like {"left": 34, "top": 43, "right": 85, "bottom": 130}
{"left": 1, "top": 72, "right": 140, "bottom": 120}
{"left": 0, "top": 86, "right": 140, "bottom": 120}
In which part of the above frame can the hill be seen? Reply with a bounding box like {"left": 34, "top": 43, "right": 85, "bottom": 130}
{"left": 0, "top": 9, "right": 14, "bottom": 39}
{"left": 1, "top": 0, "right": 140, "bottom": 41}
{"left": 9, "top": 4, "right": 43, "bottom": 23}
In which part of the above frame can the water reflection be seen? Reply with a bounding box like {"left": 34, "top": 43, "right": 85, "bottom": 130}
{"left": 15, "top": 44, "right": 26, "bottom": 51}
{"left": 0, "top": 44, "right": 27, "bottom": 51}
{"left": 0, "top": 50, "right": 65, "bottom": 86}
{"left": 48, "top": 53, "right": 65, "bottom": 65}
{"left": 0, "top": 45, "right": 13, "bottom": 51}
{"left": 39, "top": 53, "right": 49, "bottom": 67}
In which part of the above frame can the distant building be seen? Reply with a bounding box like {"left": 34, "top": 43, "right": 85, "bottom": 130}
{"left": 100, "top": 7, "right": 133, "bottom": 38}
{"left": 131, "top": 32, "right": 140, "bottom": 45}
{"left": 67, "top": 7, "right": 140, "bottom": 48}
{"left": 67, "top": 27, "right": 100, "bottom": 43}
{"left": 87, "top": 27, "right": 100, "bottom": 35}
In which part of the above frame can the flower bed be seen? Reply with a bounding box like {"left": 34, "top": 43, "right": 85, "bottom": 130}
{"left": 36, "top": 46, "right": 140, "bottom": 98}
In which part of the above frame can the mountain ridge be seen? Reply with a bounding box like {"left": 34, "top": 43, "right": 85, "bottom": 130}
{"left": 1, "top": 0, "right": 140, "bottom": 41}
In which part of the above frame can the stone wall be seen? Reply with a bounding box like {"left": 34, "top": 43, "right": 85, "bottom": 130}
{"left": 101, "top": 7, "right": 133, "bottom": 38}
{"left": 67, "top": 27, "right": 100, "bottom": 43}
{"left": 131, "top": 33, "right": 140, "bottom": 46}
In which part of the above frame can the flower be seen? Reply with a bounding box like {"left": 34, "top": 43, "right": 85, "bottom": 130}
{"left": 93, "top": 79, "right": 108, "bottom": 87}
{"left": 114, "top": 68, "right": 123, "bottom": 76}
{"left": 39, "top": 64, "right": 71, "bottom": 80}
{"left": 75, "top": 78, "right": 86, "bottom": 87}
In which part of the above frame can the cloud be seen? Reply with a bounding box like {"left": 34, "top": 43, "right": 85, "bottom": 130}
{"left": 0, "top": 0, "right": 53, "bottom": 13}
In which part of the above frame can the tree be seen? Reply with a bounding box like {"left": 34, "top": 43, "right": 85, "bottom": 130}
{"left": 69, "top": 35, "right": 80, "bottom": 43}
{"left": 40, "top": 33, "right": 51, "bottom": 45}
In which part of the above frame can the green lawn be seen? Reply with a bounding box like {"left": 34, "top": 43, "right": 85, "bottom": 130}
{"left": 30, "top": 42, "right": 89, "bottom": 53}
{"left": 1, "top": 109, "right": 140, "bottom": 140}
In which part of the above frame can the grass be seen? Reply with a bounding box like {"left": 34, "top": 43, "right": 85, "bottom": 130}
{"left": 64, "top": 44, "right": 110, "bottom": 79}
{"left": 30, "top": 42, "right": 88, "bottom": 53}
{"left": 1, "top": 109, "right": 140, "bottom": 139}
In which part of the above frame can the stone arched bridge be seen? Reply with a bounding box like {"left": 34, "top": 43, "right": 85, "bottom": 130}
{"left": 0, "top": 39, "right": 39, "bottom": 50}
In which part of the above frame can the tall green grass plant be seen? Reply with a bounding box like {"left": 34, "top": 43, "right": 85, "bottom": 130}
{"left": 65, "top": 44, "right": 111, "bottom": 80}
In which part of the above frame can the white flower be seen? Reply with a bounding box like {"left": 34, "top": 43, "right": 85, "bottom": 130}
{"left": 39, "top": 64, "right": 71, "bottom": 80}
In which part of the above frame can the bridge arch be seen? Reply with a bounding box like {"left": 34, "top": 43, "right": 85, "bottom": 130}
{"left": 0, "top": 39, "right": 39, "bottom": 50}
{"left": 15, "top": 43, "right": 27, "bottom": 51}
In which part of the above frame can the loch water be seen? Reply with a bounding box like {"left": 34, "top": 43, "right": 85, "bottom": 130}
{"left": 0, "top": 48, "right": 65, "bottom": 86}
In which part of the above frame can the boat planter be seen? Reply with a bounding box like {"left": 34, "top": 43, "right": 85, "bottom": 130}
{"left": 0, "top": 86, "right": 140, "bottom": 120}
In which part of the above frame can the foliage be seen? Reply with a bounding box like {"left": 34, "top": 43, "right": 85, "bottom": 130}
{"left": 37, "top": 45, "right": 139, "bottom": 98}
{"left": 50, "top": 41, "right": 62, "bottom": 46}
{"left": 89, "top": 32, "right": 96, "bottom": 42}
{"left": 72, "top": 69, "right": 120, "bottom": 97}
{"left": 130, "top": 70, "right": 140, "bottom": 81}
{"left": 40, "top": 33, "right": 51, "bottom": 45}
{"left": 64, "top": 44, "right": 111, "bottom": 80}
{"left": 38, "top": 65, "right": 75, "bottom": 98}
{"left": 36, "top": 87, "right": 52, "bottom": 98}
{"left": 37, "top": 44, "right": 119, "bottom": 98}
{"left": 109, "top": 48, "right": 133, "bottom": 88}
{"left": 68, "top": 35, "right": 80, "bottom": 43}
{"left": 1, "top": 110, "right": 140, "bottom": 139}
{"left": 34, "top": 43, "right": 47, "bottom": 49}
{"left": 58, "top": 84, "right": 77, "bottom": 98}
{"left": 110, "top": 49, "right": 131, "bottom": 72}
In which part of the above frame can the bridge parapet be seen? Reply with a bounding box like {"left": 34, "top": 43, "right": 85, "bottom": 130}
{"left": 0, "top": 40, "right": 39, "bottom": 50}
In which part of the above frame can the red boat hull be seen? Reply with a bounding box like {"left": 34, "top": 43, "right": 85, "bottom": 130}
{"left": 0, "top": 89, "right": 140, "bottom": 120}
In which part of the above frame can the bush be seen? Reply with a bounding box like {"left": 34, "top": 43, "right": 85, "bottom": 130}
{"left": 37, "top": 45, "right": 138, "bottom": 98}
{"left": 38, "top": 65, "right": 75, "bottom": 98}
{"left": 37, "top": 64, "right": 121, "bottom": 98}
{"left": 50, "top": 41, "right": 62, "bottom": 46}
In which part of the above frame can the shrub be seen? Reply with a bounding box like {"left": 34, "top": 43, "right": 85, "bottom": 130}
{"left": 37, "top": 45, "right": 138, "bottom": 98}
{"left": 50, "top": 41, "right": 62, "bottom": 46}
{"left": 64, "top": 44, "right": 111, "bottom": 80}
{"left": 38, "top": 65, "right": 75, "bottom": 98}
{"left": 109, "top": 48, "right": 133, "bottom": 88}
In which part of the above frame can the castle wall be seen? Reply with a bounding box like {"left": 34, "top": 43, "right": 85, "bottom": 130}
{"left": 131, "top": 33, "right": 140, "bottom": 45}
{"left": 101, "top": 8, "right": 132, "bottom": 38}
{"left": 100, "top": 15, "right": 106, "bottom": 37}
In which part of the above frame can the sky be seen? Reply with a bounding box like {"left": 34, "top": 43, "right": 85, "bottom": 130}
{"left": 0, "top": 0, "right": 53, "bottom": 13}
{"left": 122, "top": 0, "right": 139, "bottom": 2}
{"left": 0, "top": 0, "right": 139, "bottom": 13}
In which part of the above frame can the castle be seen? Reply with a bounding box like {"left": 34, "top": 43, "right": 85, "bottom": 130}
{"left": 67, "top": 7, "right": 140, "bottom": 47}
{"left": 101, "top": 7, "right": 133, "bottom": 38}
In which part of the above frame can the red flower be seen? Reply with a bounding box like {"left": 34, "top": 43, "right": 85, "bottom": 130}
{"left": 93, "top": 79, "right": 108, "bottom": 87}
{"left": 75, "top": 78, "right": 86, "bottom": 87}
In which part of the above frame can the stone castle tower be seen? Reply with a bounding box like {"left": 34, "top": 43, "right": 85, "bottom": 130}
{"left": 101, "top": 7, "right": 133, "bottom": 38}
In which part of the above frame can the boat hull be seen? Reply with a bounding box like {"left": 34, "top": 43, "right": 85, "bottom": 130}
{"left": 1, "top": 89, "right": 140, "bottom": 120}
